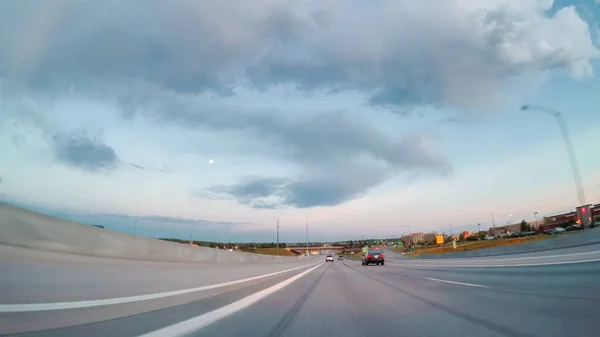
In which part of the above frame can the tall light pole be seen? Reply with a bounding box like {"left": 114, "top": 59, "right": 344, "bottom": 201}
{"left": 399, "top": 225, "right": 412, "bottom": 242}
{"left": 509, "top": 213, "right": 513, "bottom": 226}
{"left": 133, "top": 220, "right": 139, "bottom": 236}
{"left": 397, "top": 225, "right": 412, "bottom": 252}
{"left": 449, "top": 224, "right": 453, "bottom": 236}
{"left": 491, "top": 213, "right": 496, "bottom": 229}
{"left": 276, "top": 219, "right": 280, "bottom": 256}
{"left": 305, "top": 215, "right": 309, "bottom": 257}
{"left": 520, "top": 105, "right": 586, "bottom": 205}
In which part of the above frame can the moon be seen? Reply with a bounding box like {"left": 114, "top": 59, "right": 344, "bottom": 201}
{"left": 209, "top": 159, "right": 214, "bottom": 164}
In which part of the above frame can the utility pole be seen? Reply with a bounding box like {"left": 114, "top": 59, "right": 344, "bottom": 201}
{"left": 305, "top": 215, "right": 309, "bottom": 257}
{"left": 491, "top": 213, "right": 496, "bottom": 229}
{"left": 276, "top": 219, "right": 280, "bottom": 256}
{"left": 477, "top": 223, "right": 481, "bottom": 233}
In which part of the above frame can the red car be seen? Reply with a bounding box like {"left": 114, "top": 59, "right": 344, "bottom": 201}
{"left": 362, "top": 250, "right": 384, "bottom": 266}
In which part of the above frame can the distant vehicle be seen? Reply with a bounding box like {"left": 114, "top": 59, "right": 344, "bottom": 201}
{"left": 92, "top": 225, "right": 104, "bottom": 229}
{"left": 566, "top": 225, "right": 584, "bottom": 231}
{"left": 519, "top": 231, "right": 537, "bottom": 237}
{"left": 547, "top": 227, "right": 566, "bottom": 235}
{"left": 484, "top": 235, "right": 496, "bottom": 240}
{"left": 325, "top": 255, "right": 334, "bottom": 262}
{"left": 362, "top": 250, "right": 384, "bottom": 266}
{"left": 338, "top": 255, "right": 343, "bottom": 260}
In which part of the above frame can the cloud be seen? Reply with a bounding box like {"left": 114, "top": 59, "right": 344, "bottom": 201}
{"left": 132, "top": 92, "right": 450, "bottom": 209}
{"left": 0, "top": 0, "right": 597, "bottom": 111}
{"left": 204, "top": 131, "right": 450, "bottom": 208}
{"left": 51, "top": 132, "right": 119, "bottom": 171}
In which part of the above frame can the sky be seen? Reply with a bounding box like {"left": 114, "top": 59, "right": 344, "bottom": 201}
{"left": 1, "top": 0, "right": 600, "bottom": 242}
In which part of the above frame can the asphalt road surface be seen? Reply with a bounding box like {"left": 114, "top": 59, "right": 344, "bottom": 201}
{"left": 2, "top": 245, "right": 600, "bottom": 337}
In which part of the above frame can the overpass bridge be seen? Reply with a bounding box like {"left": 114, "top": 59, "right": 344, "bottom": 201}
{"left": 289, "top": 246, "right": 345, "bottom": 255}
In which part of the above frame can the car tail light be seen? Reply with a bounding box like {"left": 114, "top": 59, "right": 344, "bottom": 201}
{"left": 367, "top": 255, "right": 373, "bottom": 259}
{"left": 380, "top": 254, "right": 384, "bottom": 258}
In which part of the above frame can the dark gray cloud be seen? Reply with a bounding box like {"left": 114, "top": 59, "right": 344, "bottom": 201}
{"left": 108, "top": 86, "right": 452, "bottom": 208}
{"left": 130, "top": 163, "right": 146, "bottom": 170}
{"left": 202, "top": 130, "right": 450, "bottom": 208}
{"left": 0, "top": 1, "right": 596, "bottom": 109}
{"left": 51, "top": 132, "right": 118, "bottom": 171}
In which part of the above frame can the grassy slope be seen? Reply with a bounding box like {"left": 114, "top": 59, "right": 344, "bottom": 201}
{"left": 402, "top": 235, "right": 555, "bottom": 257}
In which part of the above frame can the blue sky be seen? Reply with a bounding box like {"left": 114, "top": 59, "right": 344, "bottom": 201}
{"left": 1, "top": 0, "right": 599, "bottom": 242}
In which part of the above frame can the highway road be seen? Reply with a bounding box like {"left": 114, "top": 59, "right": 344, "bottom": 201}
{"left": 2, "top": 245, "right": 600, "bottom": 337}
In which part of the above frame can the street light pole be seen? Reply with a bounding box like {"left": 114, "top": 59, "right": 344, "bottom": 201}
{"left": 520, "top": 105, "right": 586, "bottom": 205}
{"left": 492, "top": 213, "right": 496, "bottom": 229}
{"left": 398, "top": 225, "right": 412, "bottom": 251}
{"left": 305, "top": 216, "right": 309, "bottom": 257}
{"left": 276, "top": 219, "right": 280, "bottom": 256}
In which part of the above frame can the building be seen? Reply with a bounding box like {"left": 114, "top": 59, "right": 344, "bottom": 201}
{"left": 411, "top": 232, "right": 425, "bottom": 244}
{"left": 488, "top": 224, "right": 521, "bottom": 237}
{"left": 543, "top": 211, "right": 576, "bottom": 229}
{"left": 423, "top": 232, "right": 437, "bottom": 244}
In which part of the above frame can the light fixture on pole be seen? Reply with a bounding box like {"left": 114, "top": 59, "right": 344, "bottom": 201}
{"left": 520, "top": 105, "right": 586, "bottom": 206}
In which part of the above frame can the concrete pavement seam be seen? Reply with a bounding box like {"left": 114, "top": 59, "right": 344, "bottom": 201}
{"left": 266, "top": 263, "right": 331, "bottom": 337}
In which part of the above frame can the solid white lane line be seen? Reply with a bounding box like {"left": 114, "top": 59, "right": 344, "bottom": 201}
{"left": 424, "top": 277, "right": 489, "bottom": 288}
{"left": 0, "top": 262, "right": 321, "bottom": 313}
{"left": 387, "top": 257, "right": 600, "bottom": 268}
{"left": 137, "top": 262, "right": 324, "bottom": 337}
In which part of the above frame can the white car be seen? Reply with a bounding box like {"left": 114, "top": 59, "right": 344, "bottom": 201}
{"left": 325, "top": 255, "right": 334, "bottom": 262}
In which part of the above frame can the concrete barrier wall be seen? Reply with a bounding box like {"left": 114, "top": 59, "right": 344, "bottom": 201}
{"left": 0, "top": 203, "right": 302, "bottom": 263}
